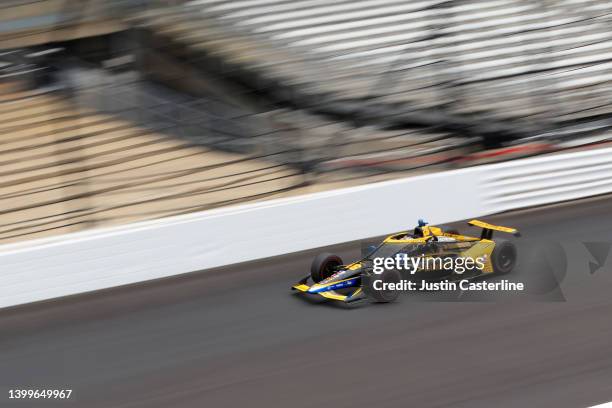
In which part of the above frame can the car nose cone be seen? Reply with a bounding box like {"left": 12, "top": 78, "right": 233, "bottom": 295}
{"left": 308, "top": 284, "right": 322, "bottom": 293}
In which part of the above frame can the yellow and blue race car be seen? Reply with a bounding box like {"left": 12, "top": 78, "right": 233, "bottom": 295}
{"left": 292, "top": 219, "right": 520, "bottom": 303}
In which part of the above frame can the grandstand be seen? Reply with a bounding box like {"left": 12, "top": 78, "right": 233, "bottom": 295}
{"left": 0, "top": 87, "right": 304, "bottom": 243}
{"left": 0, "top": 67, "right": 463, "bottom": 244}
{"left": 140, "top": 0, "right": 612, "bottom": 143}
{"left": 0, "top": 0, "right": 126, "bottom": 49}
{"left": 1, "top": 0, "right": 612, "bottom": 243}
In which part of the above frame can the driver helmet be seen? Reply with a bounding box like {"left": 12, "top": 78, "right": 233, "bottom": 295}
{"left": 414, "top": 219, "right": 428, "bottom": 237}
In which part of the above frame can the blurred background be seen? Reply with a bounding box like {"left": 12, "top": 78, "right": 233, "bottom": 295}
{"left": 1, "top": 0, "right": 611, "bottom": 243}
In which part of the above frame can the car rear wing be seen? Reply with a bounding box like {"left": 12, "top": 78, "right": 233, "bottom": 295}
{"left": 468, "top": 219, "right": 521, "bottom": 239}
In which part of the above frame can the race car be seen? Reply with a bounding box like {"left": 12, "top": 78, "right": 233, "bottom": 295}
{"left": 291, "top": 219, "right": 520, "bottom": 303}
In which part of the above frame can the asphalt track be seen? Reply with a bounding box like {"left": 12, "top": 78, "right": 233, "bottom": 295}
{"left": 2, "top": 196, "right": 612, "bottom": 408}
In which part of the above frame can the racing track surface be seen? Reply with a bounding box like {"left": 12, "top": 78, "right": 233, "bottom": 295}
{"left": 2, "top": 196, "right": 612, "bottom": 407}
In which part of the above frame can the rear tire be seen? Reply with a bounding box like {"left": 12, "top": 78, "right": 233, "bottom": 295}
{"left": 310, "top": 253, "right": 343, "bottom": 283}
{"left": 363, "top": 269, "right": 401, "bottom": 303}
{"left": 492, "top": 239, "right": 517, "bottom": 274}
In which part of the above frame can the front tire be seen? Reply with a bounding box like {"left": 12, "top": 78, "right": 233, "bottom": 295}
{"left": 310, "top": 253, "right": 343, "bottom": 283}
{"left": 492, "top": 239, "right": 517, "bottom": 274}
{"left": 363, "top": 269, "right": 401, "bottom": 303}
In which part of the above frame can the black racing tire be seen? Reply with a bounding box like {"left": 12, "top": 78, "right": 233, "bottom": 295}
{"left": 492, "top": 239, "right": 517, "bottom": 275}
{"left": 310, "top": 253, "right": 343, "bottom": 283}
{"left": 363, "top": 269, "right": 401, "bottom": 303}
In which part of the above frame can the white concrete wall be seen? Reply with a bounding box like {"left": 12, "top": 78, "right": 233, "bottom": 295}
{"left": 2, "top": 146, "right": 612, "bottom": 308}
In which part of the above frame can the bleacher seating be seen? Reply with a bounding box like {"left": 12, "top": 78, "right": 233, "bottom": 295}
{"left": 143, "top": 0, "right": 612, "bottom": 135}
{"left": 0, "top": 88, "right": 302, "bottom": 243}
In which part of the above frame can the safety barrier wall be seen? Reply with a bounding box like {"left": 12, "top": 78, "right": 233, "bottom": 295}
{"left": 483, "top": 147, "right": 612, "bottom": 212}
{"left": 2, "top": 146, "right": 612, "bottom": 308}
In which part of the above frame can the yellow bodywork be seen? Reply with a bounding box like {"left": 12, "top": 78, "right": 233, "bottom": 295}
{"left": 292, "top": 219, "right": 518, "bottom": 302}
{"left": 293, "top": 284, "right": 310, "bottom": 292}
{"left": 468, "top": 220, "right": 518, "bottom": 235}
{"left": 319, "top": 291, "right": 348, "bottom": 301}
{"left": 292, "top": 281, "right": 360, "bottom": 301}
{"left": 459, "top": 240, "right": 495, "bottom": 273}
{"left": 378, "top": 219, "right": 516, "bottom": 274}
